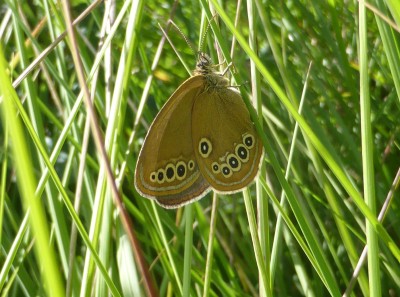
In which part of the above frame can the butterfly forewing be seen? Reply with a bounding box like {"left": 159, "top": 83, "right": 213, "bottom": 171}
{"left": 135, "top": 76, "right": 211, "bottom": 207}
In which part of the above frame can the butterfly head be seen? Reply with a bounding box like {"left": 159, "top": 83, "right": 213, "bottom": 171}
{"left": 194, "top": 52, "right": 213, "bottom": 75}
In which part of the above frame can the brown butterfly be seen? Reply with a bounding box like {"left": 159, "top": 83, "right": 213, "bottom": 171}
{"left": 135, "top": 53, "right": 263, "bottom": 208}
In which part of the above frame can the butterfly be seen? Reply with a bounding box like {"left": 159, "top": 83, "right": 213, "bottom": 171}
{"left": 135, "top": 52, "right": 263, "bottom": 208}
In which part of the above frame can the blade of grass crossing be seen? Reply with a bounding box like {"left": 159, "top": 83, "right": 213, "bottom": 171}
{"left": 0, "top": 46, "right": 65, "bottom": 297}
{"left": 359, "top": 1, "right": 381, "bottom": 296}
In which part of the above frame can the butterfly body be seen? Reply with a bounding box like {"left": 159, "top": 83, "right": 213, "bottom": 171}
{"left": 135, "top": 53, "right": 263, "bottom": 208}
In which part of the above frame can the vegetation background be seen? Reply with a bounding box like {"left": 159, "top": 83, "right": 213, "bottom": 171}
{"left": 0, "top": 0, "right": 399, "bottom": 296}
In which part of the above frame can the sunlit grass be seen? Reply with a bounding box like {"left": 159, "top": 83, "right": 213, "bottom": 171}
{"left": 0, "top": 1, "right": 399, "bottom": 296}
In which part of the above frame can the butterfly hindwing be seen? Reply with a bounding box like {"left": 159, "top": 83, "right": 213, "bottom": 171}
{"left": 191, "top": 86, "right": 263, "bottom": 193}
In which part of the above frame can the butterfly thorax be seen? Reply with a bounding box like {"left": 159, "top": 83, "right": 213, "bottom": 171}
{"left": 194, "top": 52, "right": 229, "bottom": 91}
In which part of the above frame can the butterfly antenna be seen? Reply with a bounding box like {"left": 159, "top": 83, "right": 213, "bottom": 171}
{"left": 199, "top": 14, "right": 219, "bottom": 53}
{"left": 159, "top": 22, "right": 192, "bottom": 75}
{"left": 166, "top": 20, "right": 196, "bottom": 57}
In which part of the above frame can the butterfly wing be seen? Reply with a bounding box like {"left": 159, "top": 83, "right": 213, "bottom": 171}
{"left": 135, "top": 76, "right": 211, "bottom": 208}
{"left": 192, "top": 87, "right": 263, "bottom": 193}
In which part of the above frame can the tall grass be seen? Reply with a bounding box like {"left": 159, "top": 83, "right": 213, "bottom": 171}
{"left": 0, "top": 0, "right": 399, "bottom": 296}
